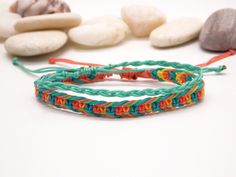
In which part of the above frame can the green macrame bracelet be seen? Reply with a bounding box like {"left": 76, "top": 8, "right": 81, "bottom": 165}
{"left": 12, "top": 51, "right": 234, "bottom": 118}
{"left": 11, "top": 59, "right": 223, "bottom": 118}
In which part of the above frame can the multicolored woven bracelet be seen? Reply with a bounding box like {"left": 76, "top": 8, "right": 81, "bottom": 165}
{"left": 13, "top": 50, "right": 235, "bottom": 118}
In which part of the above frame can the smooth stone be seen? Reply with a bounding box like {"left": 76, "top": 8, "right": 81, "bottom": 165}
{"left": 150, "top": 18, "right": 203, "bottom": 48}
{"left": 200, "top": 8, "right": 236, "bottom": 51}
{"left": 121, "top": 5, "right": 166, "bottom": 37}
{"left": 15, "top": 13, "right": 81, "bottom": 32}
{"left": 5, "top": 30, "right": 68, "bottom": 56}
{"left": 68, "top": 16, "right": 129, "bottom": 47}
{"left": 0, "top": 13, "right": 21, "bottom": 39}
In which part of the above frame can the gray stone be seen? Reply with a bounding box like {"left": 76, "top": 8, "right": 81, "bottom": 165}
{"left": 200, "top": 8, "right": 236, "bottom": 51}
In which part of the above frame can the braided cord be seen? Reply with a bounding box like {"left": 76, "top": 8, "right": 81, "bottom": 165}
{"left": 34, "top": 60, "right": 205, "bottom": 97}
{"left": 13, "top": 57, "right": 227, "bottom": 118}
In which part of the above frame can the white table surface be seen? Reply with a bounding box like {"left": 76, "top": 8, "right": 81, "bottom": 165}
{"left": 1, "top": 0, "right": 236, "bottom": 177}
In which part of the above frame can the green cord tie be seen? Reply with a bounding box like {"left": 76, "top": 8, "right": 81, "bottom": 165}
{"left": 13, "top": 57, "right": 226, "bottom": 75}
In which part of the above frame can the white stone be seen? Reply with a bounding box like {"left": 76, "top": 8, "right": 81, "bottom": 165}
{"left": 121, "top": 5, "right": 166, "bottom": 37}
{"left": 5, "top": 30, "right": 68, "bottom": 56}
{"left": 150, "top": 18, "right": 203, "bottom": 48}
{"left": 68, "top": 16, "right": 129, "bottom": 47}
{"left": 0, "top": 13, "right": 21, "bottom": 39}
{"left": 15, "top": 13, "right": 82, "bottom": 32}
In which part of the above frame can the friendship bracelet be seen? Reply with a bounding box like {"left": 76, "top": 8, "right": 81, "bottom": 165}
{"left": 13, "top": 50, "right": 235, "bottom": 118}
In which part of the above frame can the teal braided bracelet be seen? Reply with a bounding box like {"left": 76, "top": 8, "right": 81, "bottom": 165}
{"left": 13, "top": 50, "right": 235, "bottom": 118}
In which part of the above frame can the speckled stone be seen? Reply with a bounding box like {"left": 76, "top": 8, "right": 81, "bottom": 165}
{"left": 121, "top": 5, "right": 166, "bottom": 37}
{"left": 68, "top": 16, "right": 129, "bottom": 47}
{"left": 15, "top": 13, "right": 81, "bottom": 32}
{"left": 200, "top": 8, "right": 236, "bottom": 51}
{"left": 5, "top": 30, "right": 68, "bottom": 56}
{"left": 150, "top": 18, "right": 202, "bottom": 48}
{"left": 0, "top": 13, "right": 21, "bottom": 39}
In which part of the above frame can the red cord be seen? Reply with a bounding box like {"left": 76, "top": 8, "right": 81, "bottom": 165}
{"left": 197, "top": 50, "right": 235, "bottom": 67}
{"left": 48, "top": 57, "right": 104, "bottom": 67}
{"left": 48, "top": 57, "right": 152, "bottom": 79}
{"left": 49, "top": 50, "right": 235, "bottom": 68}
